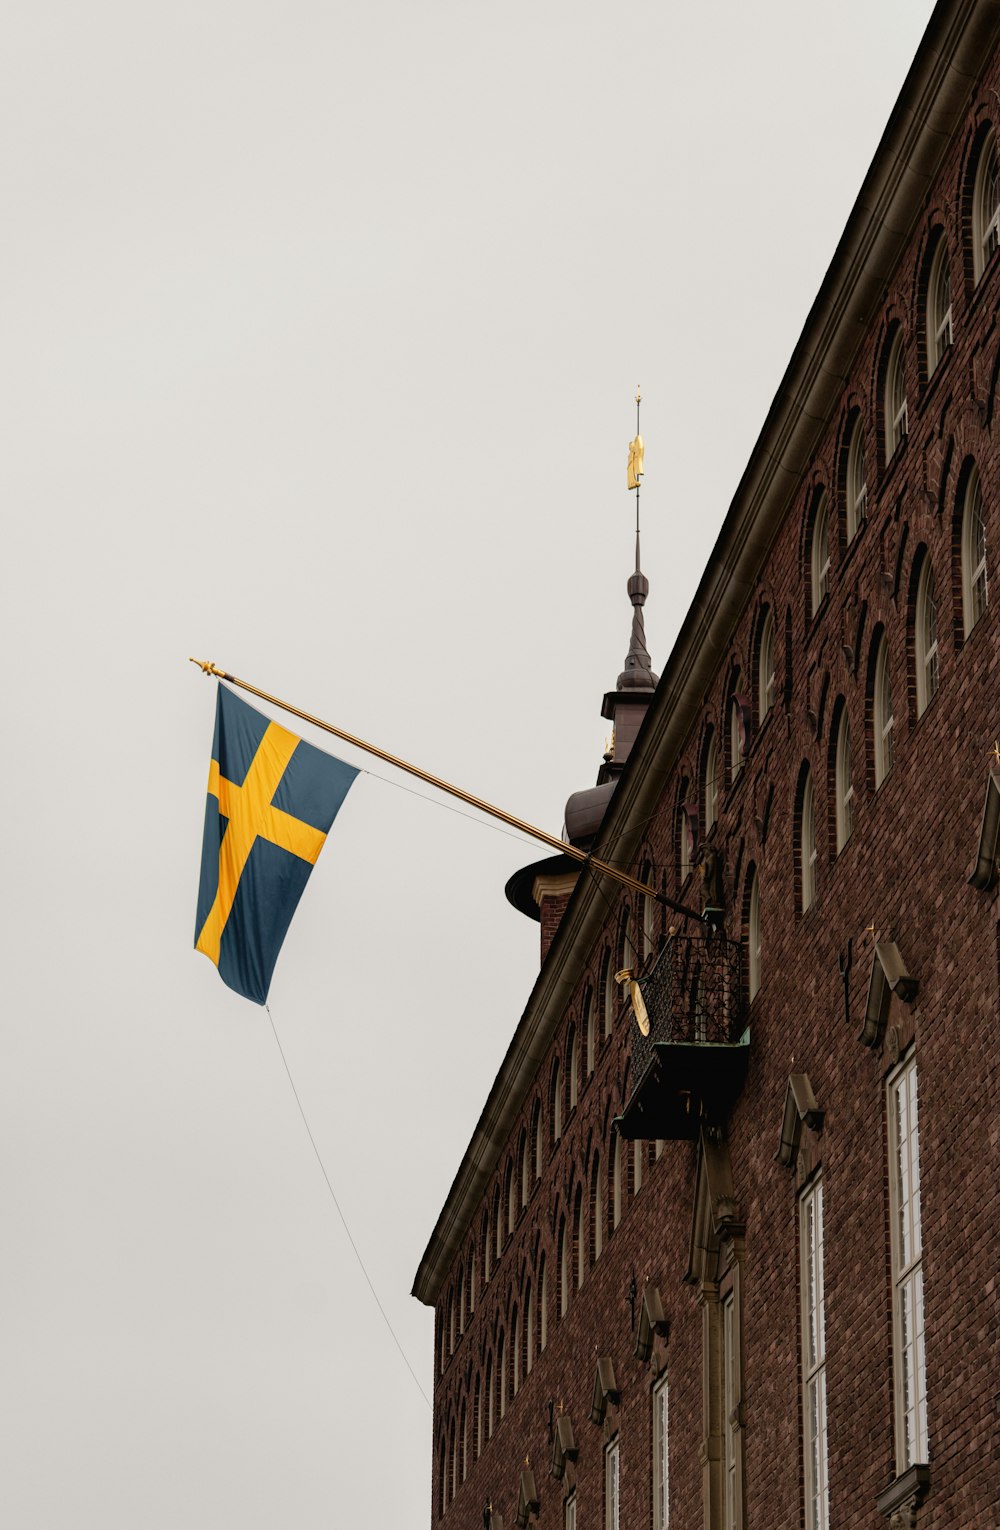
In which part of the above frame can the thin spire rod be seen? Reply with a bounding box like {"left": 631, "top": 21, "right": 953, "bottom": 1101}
{"left": 189, "top": 658, "right": 703, "bottom": 922}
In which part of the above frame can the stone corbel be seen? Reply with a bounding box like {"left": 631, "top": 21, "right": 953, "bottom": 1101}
{"left": 775, "top": 1073, "right": 824, "bottom": 1169}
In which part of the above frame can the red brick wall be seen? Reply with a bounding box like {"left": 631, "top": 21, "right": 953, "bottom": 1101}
{"left": 431, "top": 55, "right": 1000, "bottom": 1530}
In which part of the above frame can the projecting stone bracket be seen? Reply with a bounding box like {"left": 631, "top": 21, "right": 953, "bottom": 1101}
{"left": 875, "top": 1463, "right": 930, "bottom": 1529}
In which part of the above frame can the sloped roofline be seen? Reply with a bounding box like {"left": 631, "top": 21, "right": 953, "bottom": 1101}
{"left": 412, "top": 0, "right": 1000, "bottom": 1307}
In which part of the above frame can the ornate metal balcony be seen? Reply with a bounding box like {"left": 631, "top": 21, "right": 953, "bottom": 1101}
{"left": 615, "top": 933, "right": 749, "bottom": 1142}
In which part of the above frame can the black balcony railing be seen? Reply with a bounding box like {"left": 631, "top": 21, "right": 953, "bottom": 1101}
{"left": 617, "top": 933, "right": 748, "bottom": 1141}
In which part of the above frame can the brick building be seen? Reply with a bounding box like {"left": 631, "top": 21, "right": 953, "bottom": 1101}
{"left": 412, "top": 3, "right": 1000, "bottom": 1527}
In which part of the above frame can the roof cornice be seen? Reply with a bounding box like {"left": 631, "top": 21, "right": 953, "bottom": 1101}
{"left": 411, "top": 0, "right": 1000, "bottom": 1308}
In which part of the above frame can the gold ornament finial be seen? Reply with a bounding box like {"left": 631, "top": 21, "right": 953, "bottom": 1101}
{"left": 991, "top": 739, "right": 1000, "bottom": 766}
{"left": 189, "top": 656, "right": 223, "bottom": 677}
{"left": 628, "top": 387, "right": 644, "bottom": 491}
{"left": 636, "top": 384, "right": 641, "bottom": 404}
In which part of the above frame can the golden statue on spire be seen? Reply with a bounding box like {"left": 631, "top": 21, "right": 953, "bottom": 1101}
{"left": 627, "top": 385, "right": 644, "bottom": 490}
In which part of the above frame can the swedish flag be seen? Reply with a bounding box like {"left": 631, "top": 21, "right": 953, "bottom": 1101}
{"left": 195, "top": 685, "right": 359, "bottom": 1004}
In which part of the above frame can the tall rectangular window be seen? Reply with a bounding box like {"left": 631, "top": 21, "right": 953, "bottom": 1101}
{"left": 653, "top": 1372, "right": 669, "bottom": 1529}
{"left": 605, "top": 1436, "right": 620, "bottom": 1530}
{"left": 723, "top": 1291, "right": 737, "bottom": 1530}
{"left": 800, "top": 1178, "right": 829, "bottom": 1530}
{"left": 888, "top": 1056, "right": 928, "bottom": 1467}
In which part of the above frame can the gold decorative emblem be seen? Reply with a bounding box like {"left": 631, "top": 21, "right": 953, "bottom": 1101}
{"left": 627, "top": 434, "right": 644, "bottom": 491}
{"left": 615, "top": 967, "right": 650, "bottom": 1036}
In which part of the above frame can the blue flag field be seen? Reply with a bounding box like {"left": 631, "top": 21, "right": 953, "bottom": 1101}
{"left": 195, "top": 684, "right": 358, "bottom": 1003}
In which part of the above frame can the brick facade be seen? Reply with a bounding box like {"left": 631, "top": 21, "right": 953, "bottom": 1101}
{"left": 416, "top": 6, "right": 1000, "bottom": 1527}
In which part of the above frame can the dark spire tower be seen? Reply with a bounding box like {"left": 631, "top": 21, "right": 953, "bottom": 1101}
{"left": 506, "top": 394, "right": 662, "bottom": 941}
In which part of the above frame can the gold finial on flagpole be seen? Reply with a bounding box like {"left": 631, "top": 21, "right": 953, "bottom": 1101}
{"left": 190, "top": 657, "right": 225, "bottom": 677}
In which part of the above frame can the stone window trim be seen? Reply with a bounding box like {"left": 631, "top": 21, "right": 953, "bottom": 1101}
{"left": 590, "top": 1356, "right": 620, "bottom": 1426}
{"left": 968, "top": 766, "right": 1000, "bottom": 889}
{"left": 775, "top": 1073, "right": 824, "bottom": 1169}
{"left": 876, "top": 1463, "right": 931, "bottom": 1530}
{"left": 550, "top": 1412, "right": 578, "bottom": 1481}
{"left": 635, "top": 1283, "right": 670, "bottom": 1363}
{"left": 887, "top": 1052, "right": 929, "bottom": 1472}
{"left": 514, "top": 1465, "right": 540, "bottom": 1528}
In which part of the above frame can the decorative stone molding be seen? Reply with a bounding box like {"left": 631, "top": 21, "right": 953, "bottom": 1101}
{"left": 861, "top": 941, "right": 919, "bottom": 1050}
{"left": 968, "top": 767, "right": 1000, "bottom": 890}
{"left": 875, "top": 1463, "right": 930, "bottom": 1528}
{"left": 635, "top": 1284, "right": 669, "bottom": 1362}
{"left": 589, "top": 1357, "right": 619, "bottom": 1426}
{"left": 514, "top": 1466, "right": 539, "bottom": 1527}
{"left": 549, "top": 1414, "right": 577, "bottom": 1481}
{"left": 775, "top": 1074, "right": 824, "bottom": 1168}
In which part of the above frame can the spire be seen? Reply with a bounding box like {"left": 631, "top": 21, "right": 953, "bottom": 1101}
{"left": 619, "top": 387, "right": 658, "bottom": 692}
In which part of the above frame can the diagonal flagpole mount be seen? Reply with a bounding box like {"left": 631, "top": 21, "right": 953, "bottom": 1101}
{"left": 189, "top": 658, "right": 705, "bottom": 922}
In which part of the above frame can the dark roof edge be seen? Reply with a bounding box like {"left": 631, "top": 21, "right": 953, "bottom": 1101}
{"left": 411, "top": 0, "right": 1000, "bottom": 1309}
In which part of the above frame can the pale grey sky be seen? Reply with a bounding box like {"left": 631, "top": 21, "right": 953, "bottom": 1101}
{"left": 3, "top": 2, "right": 935, "bottom": 1524}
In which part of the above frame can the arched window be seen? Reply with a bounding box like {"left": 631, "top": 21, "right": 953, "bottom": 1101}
{"left": 558, "top": 1218, "right": 569, "bottom": 1316}
{"left": 757, "top": 607, "right": 775, "bottom": 722}
{"left": 539, "top": 1257, "right": 548, "bottom": 1351}
{"left": 439, "top": 1438, "right": 447, "bottom": 1517}
{"left": 884, "top": 328, "right": 908, "bottom": 461}
{"left": 874, "top": 635, "right": 894, "bottom": 788}
{"left": 468, "top": 1245, "right": 476, "bottom": 1315}
{"left": 592, "top": 1153, "right": 604, "bottom": 1261}
{"left": 729, "top": 685, "right": 745, "bottom": 782}
{"left": 511, "top": 1305, "right": 520, "bottom": 1396}
{"left": 748, "top": 869, "right": 761, "bottom": 1001}
{"left": 962, "top": 465, "right": 988, "bottom": 636}
{"left": 568, "top": 1026, "right": 579, "bottom": 1111}
{"left": 460, "top": 1401, "right": 468, "bottom": 1483}
{"left": 550, "top": 1059, "right": 563, "bottom": 1144}
{"left": 486, "top": 1353, "right": 494, "bottom": 1438}
{"left": 518, "top": 1129, "right": 529, "bottom": 1209}
{"left": 704, "top": 729, "right": 719, "bottom": 834}
{"left": 448, "top": 1288, "right": 456, "bottom": 1355}
{"left": 973, "top": 126, "right": 1000, "bottom": 283}
{"left": 678, "top": 795, "right": 693, "bottom": 883}
{"left": 474, "top": 1371, "right": 482, "bottom": 1459}
{"left": 846, "top": 418, "right": 868, "bottom": 540}
{"left": 641, "top": 863, "right": 657, "bottom": 959}
{"left": 532, "top": 1099, "right": 543, "bottom": 1181}
{"left": 498, "top": 1330, "right": 506, "bottom": 1421}
{"left": 457, "top": 1262, "right": 465, "bottom": 1337}
{"left": 574, "top": 1186, "right": 586, "bottom": 1289}
{"left": 811, "top": 491, "right": 831, "bottom": 615}
{"left": 926, "top": 233, "right": 952, "bottom": 375}
{"left": 835, "top": 712, "right": 855, "bottom": 853}
{"left": 633, "top": 1139, "right": 644, "bottom": 1195}
{"left": 612, "top": 1133, "right": 622, "bottom": 1228}
{"left": 602, "top": 950, "right": 616, "bottom": 1038}
{"left": 450, "top": 1417, "right": 457, "bottom": 1503}
{"left": 584, "top": 988, "right": 596, "bottom": 1077}
{"left": 525, "top": 1280, "right": 534, "bottom": 1374}
{"left": 493, "top": 1186, "right": 503, "bottom": 1263}
{"left": 800, "top": 768, "right": 817, "bottom": 913}
{"left": 482, "top": 1210, "right": 491, "bottom": 1285}
{"left": 915, "top": 557, "right": 940, "bottom": 716}
{"left": 617, "top": 907, "right": 636, "bottom": 974}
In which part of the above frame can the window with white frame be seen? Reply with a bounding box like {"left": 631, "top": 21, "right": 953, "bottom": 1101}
{"left": 565, "top": 1490, "right": 577, "bottom": 1530}
{"left": 847, "top": 421, "right": 868, "bottom": 540}
{"left": 653, "top": 1371, "right": 670, "bottom": 1530}
{"left": 884, "top": 330, "right": 908, "bottom": 461}
{"left": 603, "top": 951, "right": 616, "bottom": 1038}
{"left": 593, "top": 1153, "right": 604, "bottom": 1260}
{"left": 569, "top": 1029, "right": 579, "bottom": 1111}
{"left": 927, "top": 235, "right": 952, "bottom": 375}
{"left": 729, "top": 690, "right": 744, "bottom": 782}
{"left": 539, "top": 1258, "right": 548, "bottom": 1350}
{"left": 758, "top": 607, "right": 775, "bottom": 722}
{"left": 642, "top": 867, "right": 657, "bottom": 958}
{"left": 811, "top": 492, "right": 831, "bottom": 614}
{"left": 800, "top": 1177, "right": 829, "bottom": 1530}
{"left": 584, "top": 989, "right": 596, "bottom": 1077}
{"left": 723, "top": 1290, "right": 738, "bottom": 1530}
{"left": 888, "top": 1055, "right": 928, "bottom": 1468}
{"left": 747, "top": 872, "right": 761, "bottom": 1001}
{"left": 973, "top": 127, "right": 1000, "bottom": 283}
{"left": 962, "top": 465, "right": 988, "bottom": 637}
{"left": 612, "top": 1134, "right": 622, "bottom": 1228}
{"left": 915, "top": 558, "right": 939, "bottom": 716}
{"left": 835, "top": 714, "right": 854, "bottom": 853}
{"left": 525, "top": 1280, "right": 534, "bottom": 1374}
{"left": 801, "top": 769, "right": 817, "bottom": 913}
{"left": 704, "top": 730, "right": 718, "bottom": 834}
{"left": 874, "top": 636, "right": 894, "bottom": 788}
{"left": 634, "top": 1138, "right": 644, "bottom": 1194}
{"left": 559, "top": 1220, "right": 569, "bottom": 1316}
{"left": 678, "top": 800, "right": 693, "bottom": 882}
{"left": 605, "top": 1436, "right": 620, "bottom": 1530}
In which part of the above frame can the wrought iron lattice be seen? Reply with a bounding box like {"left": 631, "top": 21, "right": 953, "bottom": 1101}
{"left": 631, "top": 933, "right": 744, "bottom": 1080}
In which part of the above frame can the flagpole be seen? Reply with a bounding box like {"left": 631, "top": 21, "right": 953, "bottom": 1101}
{"left": 189, "top": 658, "right": 705, "bottom": 923}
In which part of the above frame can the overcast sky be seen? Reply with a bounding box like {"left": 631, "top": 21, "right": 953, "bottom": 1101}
{"left": 3, "top": 2, "right": 936, "bottom": 1524}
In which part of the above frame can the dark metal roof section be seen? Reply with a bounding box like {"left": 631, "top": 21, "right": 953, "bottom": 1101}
{"left": 614, "top": 529, "right": 659, "bottom": 696}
